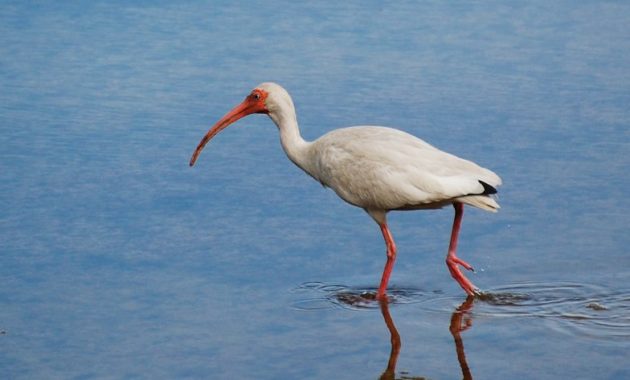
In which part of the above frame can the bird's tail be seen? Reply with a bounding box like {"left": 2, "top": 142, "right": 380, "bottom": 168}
{"left": 456, "top": 195, "right": 500, "bottom": 212}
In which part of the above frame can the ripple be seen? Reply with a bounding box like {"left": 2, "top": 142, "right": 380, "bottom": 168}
{"left": 441, "top": 282, "right": 630, "bottom": 341}
{"left": 290, "top": 282, "right": 437, "bottom": 310}
{"left": 290, "top": 281, "right": 630, "bottom": 341}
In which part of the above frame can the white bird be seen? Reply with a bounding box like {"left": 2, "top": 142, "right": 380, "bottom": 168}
{"left": 190, "top": 82, "right": 502, "bottom": 299}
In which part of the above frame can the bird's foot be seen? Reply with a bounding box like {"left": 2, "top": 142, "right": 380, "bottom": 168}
{"left": 449, "top": 256, "right": 475, "bottom": 272}
{"left": 446, "top": 256, "right": 478, "bottom": 296}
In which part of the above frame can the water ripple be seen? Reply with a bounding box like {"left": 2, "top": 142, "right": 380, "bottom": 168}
{"left": 475, "top": 282, "right": 630, "bottom": 341}
{"left": 290, "top": 281, "right": 630, "bottom": 341}
{"left": 290, "top": 281, "right": 436, "bottom": 310}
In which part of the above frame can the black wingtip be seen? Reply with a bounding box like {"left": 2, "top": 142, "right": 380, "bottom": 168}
{"left": 478, "top": 180, "right": 498, "bottom": 195}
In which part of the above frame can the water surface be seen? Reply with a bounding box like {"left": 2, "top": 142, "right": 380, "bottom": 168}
{"left": 1, "top": 1, "right": 629, "bottom": 379}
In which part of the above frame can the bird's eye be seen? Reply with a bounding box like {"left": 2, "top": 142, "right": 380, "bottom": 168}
{"left": 252, "top": 92, "right": 261, "bottom": 100}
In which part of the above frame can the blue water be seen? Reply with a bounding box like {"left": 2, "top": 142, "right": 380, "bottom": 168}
{"left": 1, "top": 1, "right": 629, "bottom": 379}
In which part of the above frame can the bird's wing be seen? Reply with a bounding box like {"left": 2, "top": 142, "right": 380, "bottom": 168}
{"left": 310, "top": 126, "right": 501, "bottom": 210}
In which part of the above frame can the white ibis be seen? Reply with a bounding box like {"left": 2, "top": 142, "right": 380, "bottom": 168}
{"left": 190, "top": 82, "right": 502, "bottom": 298}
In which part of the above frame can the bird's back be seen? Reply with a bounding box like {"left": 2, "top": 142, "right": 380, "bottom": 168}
{"left": 304, "top": 126, "right": 501, "bottom": 212}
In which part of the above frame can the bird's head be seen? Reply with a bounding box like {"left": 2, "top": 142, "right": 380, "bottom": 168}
{"left": 189, "top": 82, "right": 293, "bottom": 167}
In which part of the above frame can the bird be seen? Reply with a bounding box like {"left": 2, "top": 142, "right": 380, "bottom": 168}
{"left": 190, "top": 82, "right": 502, "bottom": 299}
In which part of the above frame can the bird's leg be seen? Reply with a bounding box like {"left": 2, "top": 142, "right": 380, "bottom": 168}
{"left": 377, "top": 222, "right": 397, "bottom": 300}
{"left": 446, "top": 203, "right": 479, "bottom": 296}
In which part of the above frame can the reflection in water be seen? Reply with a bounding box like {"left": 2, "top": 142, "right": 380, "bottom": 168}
{"left": 328, "top": 290, "right": 476, "bottom": 380}
{"left": 377, "top": 297, "right": 476, "bottom": 380}
{"left": 292, "top": 281, "right": 630, "bottom": 378}
{"left": 378, "top": 299, "right": 401, "bottom": 380}
{"left": 448, "top": 297, "right": 475, "bottom": 380}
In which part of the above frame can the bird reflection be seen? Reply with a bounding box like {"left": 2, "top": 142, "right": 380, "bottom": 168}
{"left": 379, "top": 298, "right": 401, "bottom": 380}
{"left": 448, "top": 296, "right": 475, "bottom": 380}
{"left": 378, "top": 296, "right": 476, "bottom": 380}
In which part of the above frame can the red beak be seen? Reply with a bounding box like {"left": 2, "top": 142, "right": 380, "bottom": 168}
{"left": 189, "top": 92, "right": 268, "bottom": 167}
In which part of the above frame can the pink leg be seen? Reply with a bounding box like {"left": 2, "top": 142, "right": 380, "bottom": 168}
{"left": 377, "top": 223, "right": 397, "bottom": 300}
{"left": 446, "top": 203, "right": 479, "bottom": 296}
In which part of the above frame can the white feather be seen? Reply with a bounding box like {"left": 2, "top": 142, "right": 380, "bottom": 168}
{"left": 302, "top": 126, "right": 501, "bottom": 213}
{"left": 256, "top": 82, "right": 502, "bottom": 222}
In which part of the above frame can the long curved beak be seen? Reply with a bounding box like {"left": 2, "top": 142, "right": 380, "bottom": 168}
{"left": 189, "top": 96, "right": 266, "bottom": 167}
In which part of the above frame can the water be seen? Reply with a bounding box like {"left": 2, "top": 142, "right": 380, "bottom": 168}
{"left": 1, "top": 1, "right": 629, "bottom": 379}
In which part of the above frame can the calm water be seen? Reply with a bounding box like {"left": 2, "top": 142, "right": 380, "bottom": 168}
{"left": 1, "top": 1, "right": 629, "bottom": 379}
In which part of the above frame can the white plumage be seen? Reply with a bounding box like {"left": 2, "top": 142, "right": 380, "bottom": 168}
{"left": 306, "top": 126, "right": 501, "bottom": 217}
{"left": 190, "top": 82, "right": 502, "bottom": 299}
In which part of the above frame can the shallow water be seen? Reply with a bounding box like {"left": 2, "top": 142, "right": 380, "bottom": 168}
{"left": 1, "top": 1, "right": 629, "bottom": 379}
{"left": 293, "top": 281, "right": 630, "bottom": 341}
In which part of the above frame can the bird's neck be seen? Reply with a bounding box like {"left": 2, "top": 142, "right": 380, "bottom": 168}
{"left": 268, "top": 110, "right": 312, "bottom": 172}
